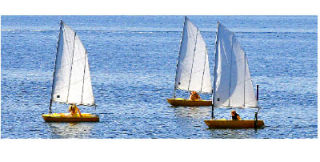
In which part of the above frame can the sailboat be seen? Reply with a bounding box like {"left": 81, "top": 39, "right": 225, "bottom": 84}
{"left": 204, "top": 22, "right": 264, "bottom": 128}
{"left": 42, "top": 21, "right": 99, "bottom": 122}
{"left": 167, "top": 17, "right": 212, "bottom": 107}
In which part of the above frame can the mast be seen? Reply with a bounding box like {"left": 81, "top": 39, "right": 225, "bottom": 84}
{"left": 256, "top": 84, "right": 259, "bottom": 101}
{"left": 48, "top": 20, "right": 63, "bottom": 114}
{"left": 211, "top": 21, "right": 219, "bottom": 119}
{"left": 173, "top": 16, "right": 187, "bottom": 98}
{"left": 254, "top": 84, "right": 260, "bottom": 129}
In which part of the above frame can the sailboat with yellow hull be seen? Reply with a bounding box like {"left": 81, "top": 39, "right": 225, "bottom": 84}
{"left": 42, "top": 21, "right": 99, "bottom": 122}
{"left": 204, "top": 22, "right": 264, "bottom": 129}
{"left": 167, "top": 17, "right": 212, "bottom": 107}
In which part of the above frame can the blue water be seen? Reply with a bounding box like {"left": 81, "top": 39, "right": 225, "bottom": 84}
{"left": 1, "top": 16, "right": 317, "bottom": 138}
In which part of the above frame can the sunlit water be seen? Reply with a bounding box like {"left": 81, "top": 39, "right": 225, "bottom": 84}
{"left": 1, "top": 16, "right": 317, "bottom": 138}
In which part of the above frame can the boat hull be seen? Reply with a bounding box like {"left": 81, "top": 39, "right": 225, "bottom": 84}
{"left": 167, "top": 98, "right": 212, "bottom": 107}
{"left": 42, "top": 113, "right": 99, "bottom": 122}
{"left": 204, "top": 119, "right": 264, "bottom": 129}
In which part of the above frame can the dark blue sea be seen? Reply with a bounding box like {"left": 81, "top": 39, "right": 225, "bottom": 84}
{"left": 1, "top": 16, "right": 317, "bottom": 138}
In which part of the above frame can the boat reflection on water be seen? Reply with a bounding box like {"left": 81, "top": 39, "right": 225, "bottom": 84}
{"left": 208, "top": 128, "right": 258, "bottom": 139}
{"left": 47, "top": 123, "right": 94, "bottom": 138}
{"left": 172, "top": 106, "right": 211, "bottom": 120}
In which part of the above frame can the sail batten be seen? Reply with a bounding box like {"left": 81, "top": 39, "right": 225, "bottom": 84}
{"left": 81, "top": 51, "right": 87, "bottom": 105}
{"left": 200, "top": 44, "right": 208, "bottom": 93}
{"left": 51, "top": 21, "right": 95, "bottom": 106}
{"left": 175, "top": 17, "right": 212, "bottom": 94}
{"left": 213, "top": 22, "right": 258, "bottom": 108}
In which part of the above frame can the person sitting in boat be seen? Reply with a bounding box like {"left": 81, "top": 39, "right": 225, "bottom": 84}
{"left": 68, "top": 104, "right": 82, "bottom": 117}
{"left": 231, "top": 110, "right": 241, "bottom": 120}
{"left": 189, "top": 91, "right": 201, "bottom": 101}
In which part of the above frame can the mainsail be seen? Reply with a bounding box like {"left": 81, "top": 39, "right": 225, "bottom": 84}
{"left": 174, "top": 17, "right": 212, "bottom": 94}
{"left": 212, "top": 22, "right": 257, "bottom": 108}
{"left": 50, "top": 21, "right": 95, "bottom": 108}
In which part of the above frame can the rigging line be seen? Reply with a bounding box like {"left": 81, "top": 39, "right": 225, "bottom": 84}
{"left": 228, "top": 33, "right": 234, "bottom": 107}
{"left": 212, "top": 22, "right": 219, "bottom": 106}
{"left": 187, "top": 26, "right": 199, "bottom": 92}
{"left": 244, "top": 45, "right": 246, "bottom": 108}
{"left": 80, "top": 50, "right": 87, "bottom": 105}
{"left": 200, "top": 45, "right": 208, "bottom": 93}
{"left": 49, "top": 20, "right": 63, "bottom": 113}
{"left": 173, "top": 16, "right": 187, "bottom": 98}
{"left": 66, "top": 31, "right": 77, "bottom": 104}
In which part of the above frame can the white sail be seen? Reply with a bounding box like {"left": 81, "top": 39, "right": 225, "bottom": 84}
{"left": 175, "top": 17, "right": 212, "bottom": 94}
{"left": 51, "top": 21, "right": 95, "bottom": 106}
{"left": 213, "top": 22, "right": 257, "bottom": 108}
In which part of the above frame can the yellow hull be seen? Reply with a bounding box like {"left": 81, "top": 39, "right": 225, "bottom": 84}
{"left": 42, "top": 113, "right": 99, "bottom": 122}
{"left": 204, "top": 119, "right": 264, "bottom": 129}
{"left": 167, "top": 98, "right": 212, "bottom": 107}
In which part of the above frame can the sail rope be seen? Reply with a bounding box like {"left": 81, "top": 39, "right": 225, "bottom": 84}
{"left": 228, "top": 33, "right": 234, "bottom": 107}
{"left": 187, "top": 27, "right": 199, "bottom": 91}
{"left": 66, "top": 32, "right": 77, "bottom": 104}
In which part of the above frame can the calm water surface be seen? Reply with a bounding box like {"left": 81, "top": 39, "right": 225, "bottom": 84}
{"left": 1, "top": 16, "right": 317, "bottom": 138}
